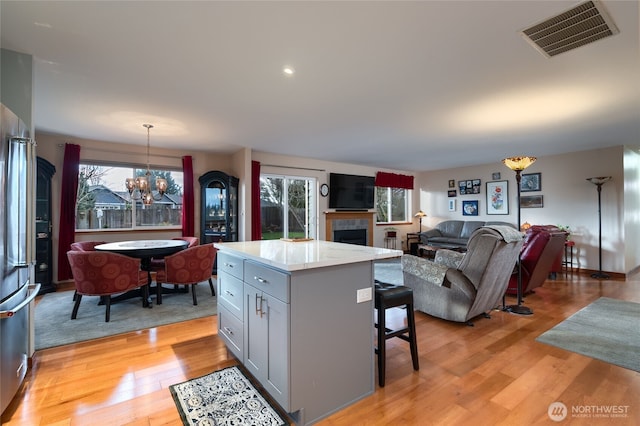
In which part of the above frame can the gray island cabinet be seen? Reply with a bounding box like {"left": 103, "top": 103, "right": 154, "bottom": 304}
{"left": 215, "top": 240, "right": 401, "bottom": 425}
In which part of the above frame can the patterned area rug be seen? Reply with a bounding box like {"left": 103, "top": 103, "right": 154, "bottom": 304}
{"left": 170, "top": 366, "right": 287, "bottom": 426}
{"left": 35, "top": 283, "right": 217, "bottom": 350}
{"left": 536, "top": 297, "right": 640, "bottom": 372}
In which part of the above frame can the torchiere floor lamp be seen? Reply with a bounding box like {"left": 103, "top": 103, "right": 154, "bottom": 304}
{"left": 502, "top": 156, "right": 536, "bottom": 315}
{"left": 586, "top": 176, "right": 612, "bottom": 279}
{"left": 415, "top": 210, "right": 427, "bottom": 233}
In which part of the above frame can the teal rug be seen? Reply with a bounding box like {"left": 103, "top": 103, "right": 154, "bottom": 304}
{"left": 536, "top": 297, "right": 640, "bottom": 372}
{"left": 35, "top": 283, "right": 217, "bottom": 350}
{"left": 374, "top": 258, "right": 403, "bottom": 285}
{"left": 170, "top": 366, "right": 287, "bottom": 426}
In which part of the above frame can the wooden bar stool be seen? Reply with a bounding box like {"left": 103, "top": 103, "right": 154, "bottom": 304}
{"left": 374, "top": 281, "right": 419, "bottom": 387}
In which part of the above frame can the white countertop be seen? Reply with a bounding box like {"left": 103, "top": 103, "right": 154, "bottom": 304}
{"left": 214, "top": 240, "right": 402, "bottom": 272}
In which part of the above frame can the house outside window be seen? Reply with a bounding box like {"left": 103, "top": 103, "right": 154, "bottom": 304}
{"left": 376, "top": 187, "right": 410, "bottom": 224}
{"left": 75, "top": 163, "right": 183, "bottom": 230}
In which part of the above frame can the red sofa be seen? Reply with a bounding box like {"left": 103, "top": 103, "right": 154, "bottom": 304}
{"left": 506, "top": 225, "right": 568, "bottom": 295}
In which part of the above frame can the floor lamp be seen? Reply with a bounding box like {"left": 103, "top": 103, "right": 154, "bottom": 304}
{"left": 586, "top": 176, "right": 612, "bottom": 279}
{"left": 502, "top": 156, "right": 536, "bottom": 316}
{"left": 415, "top": 210, "right": 427, "bottom": 233}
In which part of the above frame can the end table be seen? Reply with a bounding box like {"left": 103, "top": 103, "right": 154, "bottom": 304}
{"left": 563, "top": 240, "right": 576, "bottom": 273}
{"left": 406, "top": 232, "right": 420, "bottom": 254}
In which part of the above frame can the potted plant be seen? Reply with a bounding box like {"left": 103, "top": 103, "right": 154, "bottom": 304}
{"left": 557, "top": 225, "right": 571, "bottom": 240}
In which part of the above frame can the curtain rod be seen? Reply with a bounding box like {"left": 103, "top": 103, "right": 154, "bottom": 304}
{"left": 261, "top": 164, "right": 326, "bottom": 172}
{"left": 57, "top": 143, "right": 183, "bottom": 160}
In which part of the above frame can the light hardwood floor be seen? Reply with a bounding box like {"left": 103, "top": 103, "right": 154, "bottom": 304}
{"left": 2, "top": 271, "right": 639, "bottom": 425}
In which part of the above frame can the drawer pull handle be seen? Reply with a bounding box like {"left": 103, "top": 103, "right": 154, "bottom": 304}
{"left": 223, "top": 326, "right": 233, "bottom": 335}
{"left": 254, "top": 276, "right": 267, "bottom": 284}
{"left": 225, "top": 290, "right": 234, "bottom": 297}
{"left": 225, "top": 262, "right": 234, "bottom": 268}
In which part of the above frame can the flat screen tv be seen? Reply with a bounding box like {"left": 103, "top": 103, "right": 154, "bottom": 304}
{"left": 328, "top": 173, "right": 375, "bottom": 210}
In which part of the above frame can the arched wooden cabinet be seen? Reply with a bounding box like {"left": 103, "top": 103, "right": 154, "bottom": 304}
{"left": 35, "top": 157, "right": 56, "bottom": 294}
{"left": 199, "top": 171, "right": 239, "bottom": 245}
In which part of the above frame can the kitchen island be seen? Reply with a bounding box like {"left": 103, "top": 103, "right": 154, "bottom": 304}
{"left": 214, "top": 239, "right": 402, "bottom": 425}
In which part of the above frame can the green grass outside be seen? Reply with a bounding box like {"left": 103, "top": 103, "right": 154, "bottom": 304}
{"left": 261, "top": 231, "right": 307, "bottom": 240}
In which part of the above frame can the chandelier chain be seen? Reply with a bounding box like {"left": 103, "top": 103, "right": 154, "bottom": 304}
{"left": 144, "top": 123, "right": 153, "bottom": 173}
{"left": 125, "top": 124, "right": 166, "bottom": 205}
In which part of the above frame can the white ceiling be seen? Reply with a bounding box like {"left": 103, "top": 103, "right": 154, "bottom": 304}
{"left": 2, "top": 1, "right": 639, "bottom": 172}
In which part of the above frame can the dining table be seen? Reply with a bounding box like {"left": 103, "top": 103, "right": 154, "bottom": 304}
{"left": 95, "top": 239, "right": 188, "bottom": 307}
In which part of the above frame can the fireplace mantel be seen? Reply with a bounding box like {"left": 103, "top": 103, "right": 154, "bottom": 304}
{"left": 324, "top": 211, "right": 375, "bottom": 246}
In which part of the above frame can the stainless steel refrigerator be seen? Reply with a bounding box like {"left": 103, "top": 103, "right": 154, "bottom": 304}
{"left": 0, "top": 103, "right": 40, "bottom": 414}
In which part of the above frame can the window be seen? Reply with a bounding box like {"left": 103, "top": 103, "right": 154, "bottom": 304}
{"left": 75, "top": 163, "right": 183, "bottom": 230}
{"left": 376, "top": 187, "right": 410, "bottom": 224}
{"left": 260, "top": 174, "right": 317, "bottom": 240}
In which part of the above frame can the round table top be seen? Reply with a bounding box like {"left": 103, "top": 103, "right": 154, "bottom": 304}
{"left": 95, "top": 240, "right": 188, "bottom": 258}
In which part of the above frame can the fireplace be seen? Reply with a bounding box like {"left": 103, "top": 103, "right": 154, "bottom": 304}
{"left": 334, "top": 229, "right": 367, "bottom": 246}
{"left": 324, "top": 211, "right": 374, "bottom": 246}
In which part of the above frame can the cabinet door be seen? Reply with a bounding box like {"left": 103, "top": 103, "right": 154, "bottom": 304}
{"left": 228, "top": 176, "right": 239, "bottom": 241}
{"left": 35, "top": 157, "right": 55, "bottom": 293}
{"left": 203, "top": 180, "right": 227, "bottom": 243}
{"left": 244, "top": 283, "right": 289, "bottom": 410}
{"left": 245, "top": 283, "right": 268, "bottom": 378}
{"left": 199, "top": 171, "right": 239, "bottom": 245}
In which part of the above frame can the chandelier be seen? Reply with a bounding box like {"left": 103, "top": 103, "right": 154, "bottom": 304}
{"left": 125, "top": 124, "right": 167, "bottom": 205}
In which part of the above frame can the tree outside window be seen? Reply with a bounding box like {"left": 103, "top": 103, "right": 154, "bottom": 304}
{"left": 260, "top": 175, "right": 317, "bottom": 240}
{"left": 376, "top": 187, "right": 410, "bottom": 223}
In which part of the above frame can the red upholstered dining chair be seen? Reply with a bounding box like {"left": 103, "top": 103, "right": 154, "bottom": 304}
{"left": 155, "top": 244, "right": 217, "bottom": 305}
{"left": 70, "top": 241, "right": 107, "bottom": 252}
{"left": 67, "top": 251, "right": 149, "bottom": 322}
{"left": 69, "top": 241, "right": 107, "bottom": 301}
{"left": 174, "top": 236, "right": 199, "bottom": 247}
{"left": 149, "top": 237, "right": 199, "bottom": 270}
{"left": 148, "top": 236, "right": 216, "bottom": 296}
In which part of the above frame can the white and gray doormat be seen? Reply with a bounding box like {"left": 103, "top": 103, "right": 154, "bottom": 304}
{"left": 170, "top": 366, "right": 287, "bottom": 426}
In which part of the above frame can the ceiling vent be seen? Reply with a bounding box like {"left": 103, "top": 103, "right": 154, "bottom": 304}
{"left": 521, "top": 0, "right": 619, "bottom": 58}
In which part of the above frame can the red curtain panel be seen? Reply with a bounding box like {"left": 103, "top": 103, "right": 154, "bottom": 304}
{"left": 375, "top": 171, "right": 414, "bottom": 189}
{"left": 57, "top": 143, "right": 80, "bottom": 281}
{"left": 181, "top": 155, "right": 194, "bottom": 237}
{"left": 251, "top": 161, "right": 261, "bottom": 240}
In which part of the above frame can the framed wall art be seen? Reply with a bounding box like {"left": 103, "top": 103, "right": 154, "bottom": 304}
{"left": 521, "top": 172, "right": 541, "bottom": 192}
{"left": 448, "top": 179, "right": 455, "bottom": 188}
{"left": 458, "top": 179, "right": 481, "bottom": 195}
{"left": 521, "top": 195, "right": 543, "bottom": 208}
{"left": 471, "top": 179, "right": 481, "bottom": 194}
{"left": 462, "top": 200, "right": 479, "bottom": 216}
{"left": 486, "top": 180, "right": 508, "bottom": 215}
{"left": 448, "top": 190, "right": 457, "bottom": 197}
{"left": 448, "top": 199, "right": 456, "bottom": 211}
{"left": 458, "top": 180, "right": 469, "bottom": 195}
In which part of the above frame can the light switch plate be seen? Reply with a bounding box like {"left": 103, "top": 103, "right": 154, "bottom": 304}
{"left": 356, "top": 287, "right": 372, "bottom": 303}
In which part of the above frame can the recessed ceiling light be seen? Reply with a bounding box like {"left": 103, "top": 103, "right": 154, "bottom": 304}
{"left": 283, "top": 66, "right": 295, "bottom": 75}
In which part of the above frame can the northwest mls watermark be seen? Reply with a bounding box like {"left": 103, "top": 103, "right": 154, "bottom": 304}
{"left": 548, "top": 402, "right": 631, "bottom": 422}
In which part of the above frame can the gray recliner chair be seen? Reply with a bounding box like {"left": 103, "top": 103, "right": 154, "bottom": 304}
{"left": 401, "top": 226, "right": 524, "bottom": 325}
